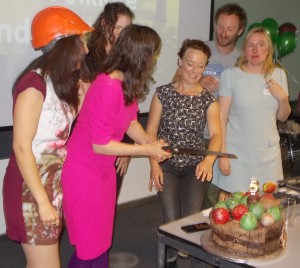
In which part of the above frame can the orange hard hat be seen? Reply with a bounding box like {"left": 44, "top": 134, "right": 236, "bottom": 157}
{"left": 31, "top": 6, "right": 94, "bottom": 49}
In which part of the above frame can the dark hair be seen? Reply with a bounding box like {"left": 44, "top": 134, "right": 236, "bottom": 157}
{"left": 101, "top": 24, "right": 161, "bottom": 105}
{"left": 215, "top": 3, "right": 247, "bottom": 30}
{"left": 13, "top": 35, "right": 89, "bottom": 114}
{"left": 86, "top": 2, "right": 134, "bottom": 79}
{"left": 177, "top": 39, "right": 211, "bottom": 64}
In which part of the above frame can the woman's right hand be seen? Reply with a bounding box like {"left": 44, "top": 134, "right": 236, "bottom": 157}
{"left": 38, "top": 201, "right": 60, "bottom": 227}
{"left": 218, "top": 158, "right": 231, "bottom": 176}
{"left": 146, "top": 140, "right": 171, "bottom": 162}
{"left": 149, "top": 164, "right": 164, "bottom": 192}
{"left": 199, "top": 76, "right": 219, "bottom": 93}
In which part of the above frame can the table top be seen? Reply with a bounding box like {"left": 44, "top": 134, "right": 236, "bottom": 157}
{"left": 159, "top": 204, "right": 300, "bottom": 268}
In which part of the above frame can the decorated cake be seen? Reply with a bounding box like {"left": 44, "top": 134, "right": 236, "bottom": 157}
{"left": 209, "top": 182, "right": 286, "bottom": 258}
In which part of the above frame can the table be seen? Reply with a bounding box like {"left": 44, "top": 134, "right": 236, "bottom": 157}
{"left": 157, "top": 204, "right": 300, "bottom": 268}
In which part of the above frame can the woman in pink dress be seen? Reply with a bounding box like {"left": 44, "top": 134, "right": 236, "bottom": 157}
{"left": 2, "top": 6, "right": 93, "bottom": 268}
{"left": 86, "top": 2, "right": 135, "bottom": 199}
{"left": 61, "top": 24, "right": 171, "bottom": 268}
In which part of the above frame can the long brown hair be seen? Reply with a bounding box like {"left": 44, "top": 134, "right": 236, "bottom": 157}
{"left": 86, "top": 2, "right": 134, "bottom": 80}
{"left": 100, "top": 24, "right": 161, "bottom": 105}
{"left": 13, "top": 35, "right": 89, "bottom": 114}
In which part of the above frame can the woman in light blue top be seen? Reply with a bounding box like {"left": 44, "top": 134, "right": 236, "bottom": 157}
{"left": 213, "top": 27, "right": 291, "bottom": 193}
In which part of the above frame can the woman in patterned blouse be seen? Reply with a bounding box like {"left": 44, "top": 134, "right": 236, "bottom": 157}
{"left": 146, "top": 39, "right": 222, "bottom": 267}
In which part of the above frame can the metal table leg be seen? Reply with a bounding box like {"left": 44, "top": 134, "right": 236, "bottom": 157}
{"left": 157, "top": 233, "right": 166, "bottom": 268}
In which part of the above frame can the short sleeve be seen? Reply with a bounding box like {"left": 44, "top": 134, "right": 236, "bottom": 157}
{"left": 13, "top": 72, "right": 46, "bottom": 100}
{"left": 218, "top": 68, "right": 233, "bottom": 97}
{"left": 85, "top": 74, "right": 124, "bottom": 145}
{"left": 272, "top": 68, "right": 289, "bottom": 94}
{"left": 156, "top": 83, "right": 173, "bottom": 105}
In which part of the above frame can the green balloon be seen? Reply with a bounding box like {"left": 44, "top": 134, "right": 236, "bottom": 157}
{"left": 276, "top": 32, "right": 297, "bottom": 59}
{"left": 262, "top": 18, "right": 278, "bottom": 27}
{"left": 261, "top": 18, "right": 279, "bottom": 44}
{"left": 248, "top": 22, "right": 261, "bottom": 32}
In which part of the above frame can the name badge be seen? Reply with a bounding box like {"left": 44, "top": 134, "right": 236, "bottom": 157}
{"left": 263, "top": 88, "right": 271, "bottom": 95}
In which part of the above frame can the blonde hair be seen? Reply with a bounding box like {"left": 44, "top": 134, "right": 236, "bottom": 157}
{"left": 236, "top": 27, "right": 274, "bottom": 78}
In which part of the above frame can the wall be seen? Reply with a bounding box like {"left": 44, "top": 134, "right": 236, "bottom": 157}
{"left": 214, "top": 0, "right": 300, "bottom": 101}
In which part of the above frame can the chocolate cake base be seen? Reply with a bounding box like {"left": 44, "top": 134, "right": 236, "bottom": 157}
{"left": 209, "top": 215, "right": 284, "bottom": 258}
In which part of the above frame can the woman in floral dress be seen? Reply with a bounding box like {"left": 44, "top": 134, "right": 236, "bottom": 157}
{"left": 2, "top": 6, "right": 93, "bottom": 268}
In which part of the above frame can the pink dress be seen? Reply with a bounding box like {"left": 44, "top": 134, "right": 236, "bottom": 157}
{"left": 62, "top": 74, "right": 138, "bottom": 260}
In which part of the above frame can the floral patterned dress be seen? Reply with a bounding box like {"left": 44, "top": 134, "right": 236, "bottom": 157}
{"left": 3, "top": 71, "right": 74, "bottom": 245}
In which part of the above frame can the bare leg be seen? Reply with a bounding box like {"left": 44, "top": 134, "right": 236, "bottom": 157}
{"left": 22, "top": 243, "right": 60, "bottom": 268}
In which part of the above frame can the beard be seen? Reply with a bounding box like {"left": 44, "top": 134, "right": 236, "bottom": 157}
{"left": 216, "top": 35, "right": 237, "bottom": 48}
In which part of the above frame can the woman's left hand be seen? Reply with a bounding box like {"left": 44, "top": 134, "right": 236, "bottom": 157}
{"left": 266, "top": 79, "right": 288, "bottom": 101}
{"left": 116, "top": 156, "right": 131, "bottom": 176}
{"left": 195, "top": 160, "right": 213, "bottom": 182}
{"left": 218, "top": 158, "right": 231, "bottom": 176}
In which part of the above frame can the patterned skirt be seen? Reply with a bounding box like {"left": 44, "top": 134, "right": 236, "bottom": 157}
{"left": 3, "top": 155, "right": 63, "bottom": 245}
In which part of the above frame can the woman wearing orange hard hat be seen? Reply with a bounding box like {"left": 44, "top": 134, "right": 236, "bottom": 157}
{"left": 2, "top": 6, "right": 93, "bottom": 268}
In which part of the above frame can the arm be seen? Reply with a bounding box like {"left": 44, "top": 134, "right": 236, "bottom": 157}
{"left": 276, "top": 94, "right": 291, "bottom": 122}
{"left": 92, "top": 139, "right": 170, "bottom": 162}
{"left": 195, "top": 101, "right": 222, "bottom": 182}
{"left": 77, "top": 80, "right": 90, "bottom": 113}
{"left": 266, "top": 79, "right": 291, "bottom": 121}
{"left": 13, "top": 88, "right": 59, "bottom": 227}
{"left": 92, "top": 115, "right": 170, "bottom": 162}
{"left": 146, "top": 93, "right": 164, "bottom": 191}
{"left": 115, "top": 122, "right": 151, "bottom": 177}
{"left": 217, "top": 96, "right": 232, "bottom": 176}
{"left": 115, "top": 133, "right": 135, "bottom": 176}
{"left": 126, "top": 120, "right": 153, "bottom": 145}
{"left": 115, "top": 120, "right": 153, "bottom": 176}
